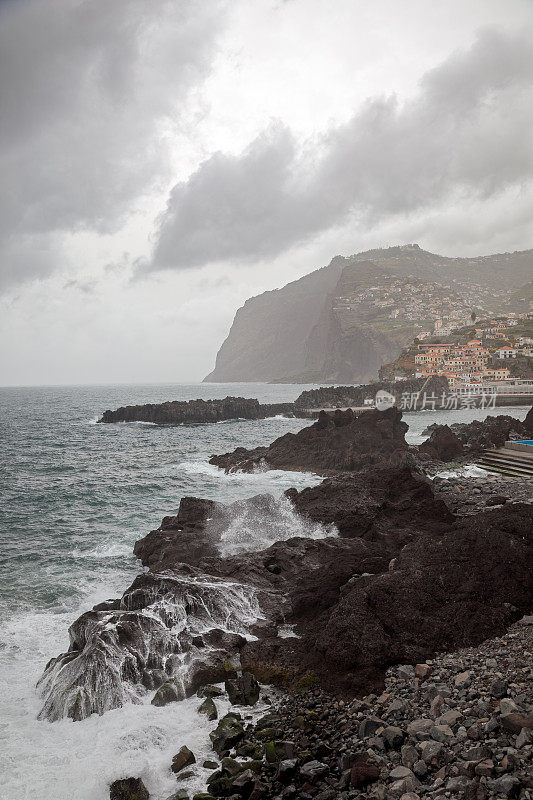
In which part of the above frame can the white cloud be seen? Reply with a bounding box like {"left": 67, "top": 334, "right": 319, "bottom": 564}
{"left": 1, "top": 0, "right": 533, "bottom": 385}
{"left": 0, "top": 0, "right": 226, "bottom": 289}
{"left": 148, "top": 26, "right": 533, "bottom": 273}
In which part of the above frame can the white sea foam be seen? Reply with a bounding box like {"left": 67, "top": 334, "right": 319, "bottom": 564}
{"left": 0, "top": 573, "right": 270, "bottom": 800}
{"left": 262, "top": 414, "right": 298, "bottom": 421}
{"left": 70, "top": 541, "right": 133, "bottom": 559}
{"left": 433, "top": 465, "right": 491, "bottom": 479}
{"left": 277, "top": 624, "right": 300, "bottom": 639}
{"left": 88, "top": 418, "right": 158, "bottom": 426}
{"left": 217, "top": 494, "right": 337, "bottom": 557}
{"left": 177, "top": 459, "right": 322, "bottom": 492}
{"left": 117, "top": 420, "right": 158, "bottom": 426}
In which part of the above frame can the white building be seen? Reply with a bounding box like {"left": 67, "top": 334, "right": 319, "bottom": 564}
{"left": 494, "top": 348, "right": 517, "bottom": 359}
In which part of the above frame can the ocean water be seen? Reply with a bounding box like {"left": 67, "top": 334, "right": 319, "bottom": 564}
{"left": 0, "top": 383, "right": 528, "bottom": 800}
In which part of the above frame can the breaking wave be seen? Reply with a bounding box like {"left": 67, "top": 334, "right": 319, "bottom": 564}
{"left": 217, "top": 493, "right": 337, "bottom": 557}
{"left": 37, "top": 575, "right": 265, "bottom": 724}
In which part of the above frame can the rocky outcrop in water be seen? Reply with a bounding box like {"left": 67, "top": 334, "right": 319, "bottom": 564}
{"left": 98, "top": 397, "right": 294, "bottom": 425}
{"left": 36, "top": 571, "right": 260, "bottom": 721}
{"left": 293, "top": 374, "right": 449, "bottom": 410}
{"left": 419, "top": 413, "right": 531, "bottom": 458}
{"left": 209, "top": 405, "right": 532, "bottom": 477}
{"left": 38, "top": 403, "right": 533, "bottom": 735}
{"left": 450, "top": 413, "right": 531, "bottom": 452}
{"left": 37, "top": 461, "right": 442, "bottom": 722}
{"left": 209, "top": 406, "right": 410, "bottom": 474}
{"left": 37, "top": 449, "right": 533, "bottom": 725}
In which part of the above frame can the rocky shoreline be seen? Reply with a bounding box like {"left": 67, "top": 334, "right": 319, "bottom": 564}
{"left": 38, "top": 405, "right": 533, "bottom": 800}
{"left": 97, "top": 376, "right": 455, "bottom": 425}
{"left": 110, "top": 617, "right": 533, "bottom": 800}
{"left": 210, "top": 407, "right": 533, "bottom": 475}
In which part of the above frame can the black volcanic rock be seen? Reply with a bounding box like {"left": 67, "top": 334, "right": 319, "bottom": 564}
{"left": 418, "top": 424, "right": 464, "bottom": 462}
{"left": 240, "top": 503, "right": 533, "bottom": 695}
{"left": 210, "top": 406, "right": 411, "bottom": 475}
{"left": 37, "top": 448, "right": 533, "bottom": 722}
{"left": 449, "top": 413, "right": 530, "bottom": 453}
{"left": 99, "top": 396, "right": 293, "bottom": 425}
{"left": 286, "top": 465, "right": 453, "bottom": 542}
{"left": 294, "top": 375, "right": 449, "bottom": 410}
{"left": 134, "top": 492, "right": 287, "bottom": 572}
{"left": 133, "top": 496, "right": 223, "bottom": 569}
{"left": 109, "top": 777, "right": 149, "bottom": 800}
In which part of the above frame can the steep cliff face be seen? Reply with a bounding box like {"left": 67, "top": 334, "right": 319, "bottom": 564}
{"left": 204, "top": 245, "right": 533, "bottom": 383}
{"left": 293, "top": 261, "right": 413, "bottom": 383}
{"left": 204, "top": 259, "right": 344, "bottom": 382}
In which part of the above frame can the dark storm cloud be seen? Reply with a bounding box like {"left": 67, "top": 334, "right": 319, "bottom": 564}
{"left": 0, "top": 0, "right": 226, "bottom": 290}
{"left": 149, "top": 26, "right": 533, "bottom": 272}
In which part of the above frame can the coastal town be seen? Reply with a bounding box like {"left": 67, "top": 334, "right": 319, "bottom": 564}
{"left": 358, "top": 275, "right": 533, "bottom": 395}
{"left": 391, "top": 311, "right": 533, "bottom": 389}
{"left": 333, "top": 274, "right": 513, "bottom": 334}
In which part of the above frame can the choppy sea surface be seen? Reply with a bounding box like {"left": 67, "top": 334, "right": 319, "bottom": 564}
{"left": 0, "top": 383, "right": 528, "bottom": 800}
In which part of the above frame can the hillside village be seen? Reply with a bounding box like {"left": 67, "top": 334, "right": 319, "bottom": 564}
{"left": 332, "top": 271, "right": 516, "bottom": 344}
{"left": 379, "top": 309, "right": 533, "bottom": 389}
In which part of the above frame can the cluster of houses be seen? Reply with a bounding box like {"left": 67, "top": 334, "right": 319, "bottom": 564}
{"left": 334, "top": 277, "right": 473, "bottom": 326}
{"left": 412, "top": 312, "right": 533, "bottom": 389}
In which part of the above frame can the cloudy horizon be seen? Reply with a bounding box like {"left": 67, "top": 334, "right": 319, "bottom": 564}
{"left": 1, "top": 0, "right": 532, "bottom": 386}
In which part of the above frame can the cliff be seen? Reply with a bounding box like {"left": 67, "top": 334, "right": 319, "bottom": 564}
{"left": 204, "top": 245, "right": 533, "bottom": 384}
{"left": 203, "top": 259, "right": 344, "bottom": 382}
{"left": 291, "top": 261, "right": 423, "bottom": 383}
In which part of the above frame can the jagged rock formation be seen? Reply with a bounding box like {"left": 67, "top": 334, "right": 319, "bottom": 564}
{"left": 37, "top": 404, "right": 533, "bottom": 724}
{"left": 133, "top": 492, "right": 294, "bottom": 571}
{"left": 449, "top": 414, "right": 531, "bottom": 453}
{"left": 209, "top": 406, "right": 411, "bottom": 475}
{"left": 37, "top": 461, "right": 455, "bottom": 722}
{"left": 208, "top": 406, "right": 531, "bottom": 475}
{"left": 240, "top": 503, "right": 533, "bottom": 695}
{"left": 98, "top": 396, "right": 293, "bottom": 425}
{"left": 204, "top": 260, "right": 345, "bottom": 382}
{"left": 205, "top": 245, "right": 533, "bottom": 383}
{"left": 418, "top": 425, "right": 465, "bottom": 462}
{"left": 37, "top": 569, "right": 260, "bottom": 721}
{"left": 294, "top": 375, "right": 448, "bottom": 410}
{"left": 286, "top": 465, "right": 453, "bottom": 544}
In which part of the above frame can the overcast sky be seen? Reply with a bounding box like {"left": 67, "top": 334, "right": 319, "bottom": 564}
{"left": 1, "top": 0, "right": 532, "bottom": 386}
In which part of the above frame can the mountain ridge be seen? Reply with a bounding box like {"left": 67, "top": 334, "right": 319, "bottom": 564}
{"left": 204, "top": 245, "right": 533, "bottom": 384}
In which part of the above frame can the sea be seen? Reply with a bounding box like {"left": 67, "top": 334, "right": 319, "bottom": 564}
{"left": 0, "top": 382, "right": 529, "bottom": 800}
